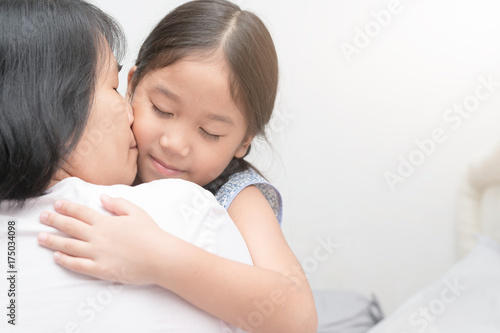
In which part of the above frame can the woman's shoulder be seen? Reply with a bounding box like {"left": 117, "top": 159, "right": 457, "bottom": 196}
{"left": 215, "top": 168, "right": 283, "bottom": 224}
{"left": 45, "top": 177, "right": 216, "bottom": 212}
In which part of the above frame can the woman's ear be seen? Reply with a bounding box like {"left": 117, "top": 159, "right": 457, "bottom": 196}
{"left": 234, "top": 135, "right": 255, "bottom": 158}
{"left": 126, "top": 66, "right": 138, "bottom": 100}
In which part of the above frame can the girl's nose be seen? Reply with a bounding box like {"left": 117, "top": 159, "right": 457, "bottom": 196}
{"left": 159, "top": 131, "right": 190, "bottom": 158}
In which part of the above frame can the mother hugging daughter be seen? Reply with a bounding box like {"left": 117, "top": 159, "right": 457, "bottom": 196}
{"left": 0, "top": 0, "right": 317, "bottom": 332}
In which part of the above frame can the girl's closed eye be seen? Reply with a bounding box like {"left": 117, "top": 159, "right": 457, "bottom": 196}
{"left": 199, "top": 128, "right": 220, "bottom": 141}
{"left": 152, "top": 104, "right": 173, "bottom": 118}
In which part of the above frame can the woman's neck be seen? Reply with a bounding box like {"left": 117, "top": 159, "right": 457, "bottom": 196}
{"left": 48, "top": 169, "right": 72, "bottom": 189}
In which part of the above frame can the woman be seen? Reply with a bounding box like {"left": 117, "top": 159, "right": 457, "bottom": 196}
{"left": 0, "top": 0, "right": 251, "bottom": 331}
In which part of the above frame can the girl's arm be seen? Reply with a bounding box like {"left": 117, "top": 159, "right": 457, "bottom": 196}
{"left": 38, "top": 190, "right": 318, "bottom": 333}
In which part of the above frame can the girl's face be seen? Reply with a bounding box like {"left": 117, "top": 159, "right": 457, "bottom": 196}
{"left": 129, "top": 55, "right": 253, "bottom": 186}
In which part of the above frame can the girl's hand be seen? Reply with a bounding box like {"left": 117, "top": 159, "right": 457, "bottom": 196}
{"left": 37, "top": 195, "right": 166, "bottom": 285}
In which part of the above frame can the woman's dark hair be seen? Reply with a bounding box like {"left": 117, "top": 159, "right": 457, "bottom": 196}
{"left": 130, "top": 0, "right": 279, "bottom": 194}
{"left": 0, "top": 0, "right": 125, "bottom": 204}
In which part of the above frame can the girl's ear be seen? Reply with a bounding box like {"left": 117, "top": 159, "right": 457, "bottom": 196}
{"left": 234, "top": 135, "right": 254, "bottom": 158}
{"left": 126, "top": 66, "right": 138, "bottom": 100}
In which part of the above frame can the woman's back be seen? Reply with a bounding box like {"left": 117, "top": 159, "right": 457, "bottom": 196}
{"left": 0, "top": 178, "right": 251, "bottom": 332}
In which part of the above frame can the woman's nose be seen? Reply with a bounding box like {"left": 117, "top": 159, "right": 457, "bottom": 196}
{"left": 119, "top": 94, "right": 134, "bottom": 125}
{"left": 159, "top": 131, "right": 190, "bottom": 158}
{"left": 126, "top": 101, "right": 134, "bottom": 125}
{"left": 115, "top": 93, "right": 134, "bottom": 125}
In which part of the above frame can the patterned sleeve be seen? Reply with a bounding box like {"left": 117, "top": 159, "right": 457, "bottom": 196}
{"left": 215, "top": 168, "right": 283, "bottom": 225}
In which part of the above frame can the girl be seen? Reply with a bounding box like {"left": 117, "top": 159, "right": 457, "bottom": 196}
{"left": 128, "top": 0, "right": 282, "bottom": 223}
{"left": 38, "top": 1, "right": 317, "bottom": 332}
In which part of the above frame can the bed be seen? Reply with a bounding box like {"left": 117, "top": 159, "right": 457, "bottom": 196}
{"left": 455, "top": 143, "right": 500, "bottom": 258}
{"left": 364, "top": 143, "right": 500, "bottom": 333}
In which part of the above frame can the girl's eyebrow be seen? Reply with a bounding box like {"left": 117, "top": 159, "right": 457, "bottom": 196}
{"left": 207, "top": 113, "right": 234, "bottom": 126}
{"left": 153, "top": 85, "right": 233, "bottom": 125}
{"left": 154, "top": 85, "right": 180, "bottom": 103}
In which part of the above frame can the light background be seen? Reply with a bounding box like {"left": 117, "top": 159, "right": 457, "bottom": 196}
{"left": 93, "top": 0, "right": 500, "bottom": 313}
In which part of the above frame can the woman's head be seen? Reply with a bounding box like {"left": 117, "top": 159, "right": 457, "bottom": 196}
{"left": 128, "top": 0, "right": 278, "bottom": 187}
{"left": 0, "top": 0, "right": 135, "bottom": 203}
{"left": 56, "top": 47, "right": 138, "bottom": 188}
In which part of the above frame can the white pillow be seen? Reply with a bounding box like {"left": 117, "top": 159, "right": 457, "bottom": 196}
{"left": 367, "top": 236, "right": 500, "bottom": 333}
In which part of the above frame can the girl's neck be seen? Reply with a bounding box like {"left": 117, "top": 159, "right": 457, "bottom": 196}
{"left": 132, "top": 175, "right": 143, "bottom": 186}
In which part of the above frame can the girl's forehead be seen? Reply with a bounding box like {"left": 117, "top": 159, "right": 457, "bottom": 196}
{"left": 136, "top": 63, "right": 248, "bottom": 126}
{"left": 152, "top": 48, "right": 230, "bottom": 76}
{"left": 146, "top": 57, "right": 232, "bottom": 93}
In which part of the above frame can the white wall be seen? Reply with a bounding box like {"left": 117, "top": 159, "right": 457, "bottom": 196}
{"left": 94, "top": 0, "right": 500, "bottom": 313}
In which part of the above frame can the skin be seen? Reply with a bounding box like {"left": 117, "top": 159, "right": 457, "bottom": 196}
{"left": 130, "top": 52, "right": 253, "bottom": 187}
{"left": 38, "top": 52, "right": 318, "bottom": 332}
{"left": 51, "top": 49, "right": 138, "bottom": 187}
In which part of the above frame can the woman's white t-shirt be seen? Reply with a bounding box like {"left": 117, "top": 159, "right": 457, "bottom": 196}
{"left": 0, "top": 177, "right": 251, "bottom": 332}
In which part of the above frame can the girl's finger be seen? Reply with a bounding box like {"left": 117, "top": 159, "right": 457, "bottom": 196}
{"left": 37, "top": 233, "right": 93, "bottom": 259}
{"left": 52, "top": 251, "right": 98, "bottom": 277}
{"left": 40, "top": 211, "right": 91, "bottom": 241}
{"left": 54, "top": 200, "right": 104, "bottom": 226}
{"left": 101, "top": 195, "right": 145, "bottom": 216}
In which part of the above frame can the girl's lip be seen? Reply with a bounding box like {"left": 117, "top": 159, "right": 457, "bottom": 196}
{"left": 150, "top": 155, "right": 183, "bottom": 176}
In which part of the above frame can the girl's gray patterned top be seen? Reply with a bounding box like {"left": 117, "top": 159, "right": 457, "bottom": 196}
{"left": 215, "top": 168, "right": 283, "bottom": 225}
